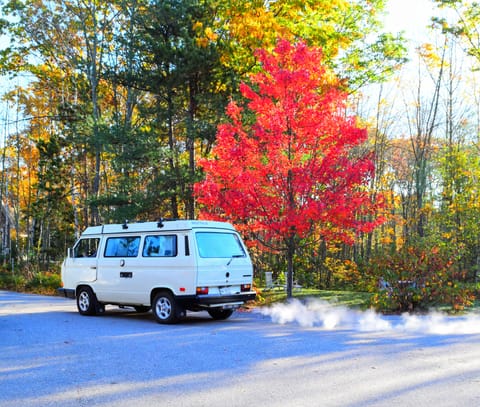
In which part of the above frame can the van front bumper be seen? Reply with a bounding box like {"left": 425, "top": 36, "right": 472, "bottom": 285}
{"left": 57, "top": 288, "right": 76, "bottom": 299}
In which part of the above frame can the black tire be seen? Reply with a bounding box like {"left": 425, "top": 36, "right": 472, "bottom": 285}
{"left": 76, "top": 286, "right": 98, "bottom": 316}
{"left": 152, "top": 292, "right": 178, "bottom": 324}
{"left": 134, "top": 306, "right": 151, "bottom": 313}
{"left": 207, "top": 308, "right": 234, "bottom": 320}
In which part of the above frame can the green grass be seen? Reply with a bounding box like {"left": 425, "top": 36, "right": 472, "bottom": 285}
{"left": 257, "top": 288, "right": 373, "bottom": 310}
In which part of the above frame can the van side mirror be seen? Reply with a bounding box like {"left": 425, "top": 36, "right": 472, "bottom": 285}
{"left": 68, "top": 248, "right": 73, "bottom": 258}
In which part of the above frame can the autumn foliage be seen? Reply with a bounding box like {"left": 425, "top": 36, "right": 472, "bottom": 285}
{"left": 195, "top": 39, "right": 381, "bottom": 244}
{"left": 370, "top": 243, "right": 475, "bottom": 313}
{"left": 195, "top": 39, "right": 383, "bottom": 296}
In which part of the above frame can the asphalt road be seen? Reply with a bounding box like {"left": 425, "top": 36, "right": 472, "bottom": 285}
{"left": 1, "top": 290, "right": 480, "bottom": 407}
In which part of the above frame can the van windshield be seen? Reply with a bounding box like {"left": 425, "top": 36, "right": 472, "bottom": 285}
{"left": 195, "top": 232, "right": 246, "bottom": 258}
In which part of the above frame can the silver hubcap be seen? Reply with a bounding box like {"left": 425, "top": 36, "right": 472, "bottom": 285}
{"left": 156, "top": 297, "right": 171, "bottom": 319}
{"left": 78, "top": 291, "right": 90, "bottom": 312}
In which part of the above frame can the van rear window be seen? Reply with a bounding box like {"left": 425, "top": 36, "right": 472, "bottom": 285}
{"left": 195, "top": 232, "right": 246, "bottom": 258}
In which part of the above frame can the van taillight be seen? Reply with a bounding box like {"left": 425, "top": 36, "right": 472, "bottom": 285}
{"left": 241, "top": 284, "right": 251, "bottom": 292}
{"left": 196, "top": 287, "right": 209, "bottom": 295}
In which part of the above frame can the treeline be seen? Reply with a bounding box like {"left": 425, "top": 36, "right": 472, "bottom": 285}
{"left": 0, "top": 0, "right": 479, "bottom": 310}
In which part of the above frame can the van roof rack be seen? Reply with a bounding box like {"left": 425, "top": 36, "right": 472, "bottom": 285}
{"left": 157, "top": 218, "right": 181, "bottom": 228}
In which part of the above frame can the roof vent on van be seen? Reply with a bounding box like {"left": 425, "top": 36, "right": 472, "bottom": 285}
{"left": 122, "top": 220, "right": 129, "bottom": 230}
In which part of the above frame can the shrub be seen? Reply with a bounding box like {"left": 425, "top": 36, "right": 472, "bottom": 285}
{"left": 25, "top": 272, "right": 62, "bottom": 295}
{"left": 0, "top": 270, "right": 27, "bottom": 291}
{"left": 369, "top": 243, "right": 475, "bottom": 313}
{"left": 326, "top": 257, "right": 362, "bottom": 290}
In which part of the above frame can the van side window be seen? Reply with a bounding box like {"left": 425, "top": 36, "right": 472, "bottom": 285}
{"left": 73, "top": 238, "right": 100, "bottom": 258}
{"left": 104, "top": 236, "right": 140, "bottom": 257}
{"left": 143, "top": 235, "right": 177, "bottom": 257}
{"left": 184, "top": 236, "right": 190, "bottom": 256}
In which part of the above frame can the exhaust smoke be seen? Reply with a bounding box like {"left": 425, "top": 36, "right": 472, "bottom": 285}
{"left": 261, "top": 298, "right": 480, "bottom": 335}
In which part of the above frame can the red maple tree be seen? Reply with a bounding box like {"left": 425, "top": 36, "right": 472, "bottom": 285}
{"left": 194, "top": 39, "right": 383, "bottom": 297}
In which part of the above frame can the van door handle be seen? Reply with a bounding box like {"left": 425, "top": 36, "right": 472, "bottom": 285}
{"left": 120, "top": 272, "right": 133, "bottom": 278}
{"left": 90, "top": 266, "right": 97, "bottom": 270}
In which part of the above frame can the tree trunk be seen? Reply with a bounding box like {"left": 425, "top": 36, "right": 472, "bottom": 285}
{"left": 165, "top": 91, "right": 179, "bottom": 219}
{"left": 186, "top": 79, "right": 197, "bottom": 219}
{"left": 286, "top": 236, "right": 295, "bottom": 298}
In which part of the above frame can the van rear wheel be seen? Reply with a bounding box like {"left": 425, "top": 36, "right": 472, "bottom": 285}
{"left": 152, "top": 292, "right": 178, "bottom": 324}
{"left": 76, "top": 287, "right": 98, "bottom": 316}
{"left": 208, "top": 308, "right": 234, "bottom": 320}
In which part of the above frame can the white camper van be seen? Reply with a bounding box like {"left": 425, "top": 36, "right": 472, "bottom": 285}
{"left": 58, "top": 220, "right": 256, "bottom": 323}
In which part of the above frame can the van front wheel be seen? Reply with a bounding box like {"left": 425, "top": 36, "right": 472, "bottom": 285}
{"left": 152, "top": 292, "right": 178, "bottom": 324}
{"left": 76, "top": 287, "right": 98, "bottom": 316}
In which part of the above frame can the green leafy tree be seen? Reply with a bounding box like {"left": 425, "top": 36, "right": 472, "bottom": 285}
{"left": 1, "top": 0, "right": 120, "bottom": 226}
{"left": 111, "top": 0, "right": 230, "bottom": 220}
